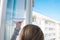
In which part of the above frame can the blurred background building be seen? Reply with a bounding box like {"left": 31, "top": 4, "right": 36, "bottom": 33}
{"left": 32, "top": 11, "right": 60, "bottom": 40}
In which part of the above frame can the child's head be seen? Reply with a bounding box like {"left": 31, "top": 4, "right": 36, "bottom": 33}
{"left": 19, "top": 24, "right": 44, "bottom": 40}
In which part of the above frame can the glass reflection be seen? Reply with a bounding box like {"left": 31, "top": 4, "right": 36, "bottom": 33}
{"left": 5, "top": 0, "right": 14, "bottom": 40}
{"left": 5, "top": 0, "right": 25, "bottom": 40}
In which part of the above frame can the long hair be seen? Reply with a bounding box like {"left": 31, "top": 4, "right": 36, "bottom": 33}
{"left": 19, "top": 24, "right": 44, "bottom": 40}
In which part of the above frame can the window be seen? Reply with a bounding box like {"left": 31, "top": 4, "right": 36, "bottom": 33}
{"left": 5, "top": 0, "right": 14, "bottom": 40}
{"left": 45, "top": 20, "right": 48, "bottom": 24}
{"left": 5, "top": 0, "right": 26, "bottom": 40}
{"left": 49, "top": 28, "right": 55, "bottom": 30}
{"left": 45, "top": 20, "right": 55, "bottom": 26}
{"left": 50, "top": 38, "right": 56, "bottom": 40}
{"left": 32, "top": 16, "right": 36, "bottom": 22}
{"left": 24, "top": 0, "right": 26, "bottom": 10}
{"left": 7, "top": 0, "right": 13, "bottom": 9}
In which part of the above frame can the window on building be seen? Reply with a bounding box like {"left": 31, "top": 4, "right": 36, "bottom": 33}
{"left": 49, "top": 28, "right": 54, "bottom": 30}
{"left": 45, "top": 20, "right": 55, "bottom": 26}
{"left": 32, "top": 16, "right": 36, "bottom": 22}
{"left": 45, "top": 20, "right": 49, "bottom": 24}
{"left": 50, "top": 38, "right": 56, "bottom": 40}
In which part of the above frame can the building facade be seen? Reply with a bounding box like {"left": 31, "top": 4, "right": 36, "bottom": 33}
{"left": 32, "top": 11, "right": 60, "bottom": 40}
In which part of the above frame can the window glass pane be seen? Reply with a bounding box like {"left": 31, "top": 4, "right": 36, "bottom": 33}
{"left": 32, "top": 16, "right": 36, "bottom": 22}
{"left": 5, "top": 0, "right": 26, "bottom": 40}
{"left": 15, "top": 0, "right": 25, "bottom": 18}
{"left": 5, "top": 0, "right": 14, "bottom": 40}
{"left": 13, "top": 0, "right": 16, "bottom": 11}
{"left": 7, "top": 0, "right": 13, "bottom": 10}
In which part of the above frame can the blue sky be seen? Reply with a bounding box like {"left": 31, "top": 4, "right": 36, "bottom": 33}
{"left": 33, "top": 0, "right": 60, "bottom": 21}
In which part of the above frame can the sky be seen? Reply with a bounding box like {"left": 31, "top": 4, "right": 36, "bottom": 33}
{"left": 33, "top": 0, "right": 60, "bottom": 21}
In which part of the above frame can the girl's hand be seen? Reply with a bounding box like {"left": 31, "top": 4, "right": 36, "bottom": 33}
{"left": 16, "top": 22, "right": 22, "bottom": 28}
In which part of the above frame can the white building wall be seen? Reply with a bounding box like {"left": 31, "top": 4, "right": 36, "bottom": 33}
{"left": 58, "top": 24, "right": 60, "bottom": 40}
{"left": 32, "top": 11, "right": 60, "bottom": 40}
{"left": 56, "top": 23, "right": 60, "bottom": 40}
